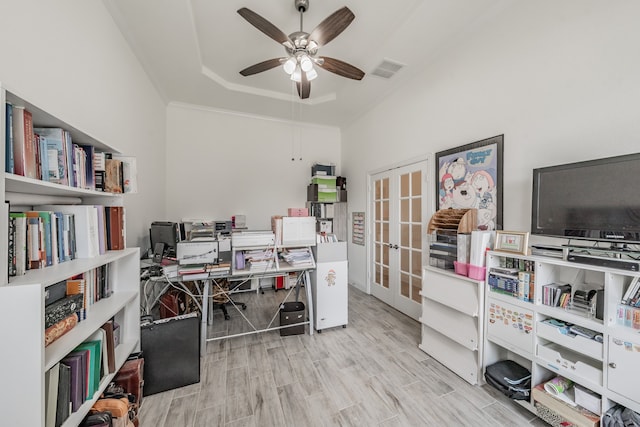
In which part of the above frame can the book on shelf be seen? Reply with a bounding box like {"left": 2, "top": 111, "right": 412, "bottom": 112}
{"left": 5, "top": 102, "right": 14, "bottom": 174}
{"left": 100, "top": 321, "right": 117, "bottom": 374}
{"left": 55, "top": 362, "right": 71, "bottom": 427}
{"left": 104, "top": 157, "right": 123, "bottom": 193}
{"left": 44, "top": 313, "right": 79, "bottom": 347}
{"left": 78, "top": 144, "right": 96, "bottom": 190}
{"left": 8, "top": 212, "right": 27, "bottom": 276}
{"left": 106, "top": 206, "right": 125, "bottom": 250}
{"left": 26, "top": 212, "right": 45, "bottom": 269}
{"left": 11, "top": 106, "right": 38, "bottom": 179}
{"left": 45, "top": 363, "right": 59, "bottom": 427}
{"left": 66, "top": 278, "right": 87, "bottom": 321}
{"left": 35, "top": 134, "right": 51, "bottom": 182}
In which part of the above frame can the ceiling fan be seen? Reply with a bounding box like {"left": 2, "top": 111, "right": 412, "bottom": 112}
{"left": 237, "top": 0, "right": 365, "bottom": 99}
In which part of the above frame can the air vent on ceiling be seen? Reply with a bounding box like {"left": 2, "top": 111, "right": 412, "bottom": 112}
{"left": 371, "top": 59, "right": 405, "bottom": 79}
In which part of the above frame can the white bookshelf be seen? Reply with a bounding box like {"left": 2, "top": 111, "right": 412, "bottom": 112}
{"left": 483, "top": 250, "right": 640, "bottom": 421}
{"left": 0, "top": 82, "right": 140, "bottom": 427}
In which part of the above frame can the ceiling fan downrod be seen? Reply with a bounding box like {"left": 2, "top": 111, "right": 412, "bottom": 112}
{"left": 296, "top": 0, "right": 309, "bottom": 32}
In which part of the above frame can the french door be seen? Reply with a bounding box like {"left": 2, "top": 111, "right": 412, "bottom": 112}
{"left": 369, "top": 160, "right": 429, "bottom": 320}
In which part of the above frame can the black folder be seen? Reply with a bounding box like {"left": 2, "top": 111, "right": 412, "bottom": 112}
{"left": 141, "top": 312, "right": 200, "bottom": 396}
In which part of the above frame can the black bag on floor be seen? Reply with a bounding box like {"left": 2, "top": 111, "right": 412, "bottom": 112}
{"left": 484, "top": 360, "right": 531, "bottom": 400}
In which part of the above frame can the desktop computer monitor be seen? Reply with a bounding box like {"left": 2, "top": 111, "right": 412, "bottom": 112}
{"left": 149, "top": 221, "right": 180, "bottom": 258}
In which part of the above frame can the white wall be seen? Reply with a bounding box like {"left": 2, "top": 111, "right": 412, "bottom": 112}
{"left": 0, "top": 0, "right": 166, "bottom": 250}
{"left": 343, "top": 1, "right": 640, "bottom": 291}
{"left": 166, "top": 103, "right": 341, "bottom": 229}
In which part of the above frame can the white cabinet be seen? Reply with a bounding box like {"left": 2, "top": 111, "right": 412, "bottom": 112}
{"left": 0, "top": 83, "right": 140, "bottom": 427}
{"left": 310, "top": 242, "right": 348, "bottom": 332}
{"left": 419, "top": 266, "right": 485, "bottom": 385}
{"left": 484, "top": 250, "right": 640, "bottom": 421}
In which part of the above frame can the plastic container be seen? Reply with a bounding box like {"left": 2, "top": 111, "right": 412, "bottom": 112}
{"left": 454, "top": 261, "right": 469, "bottom": 276}
{"left": 468, "top": 264, "right": 486, "bottom": 280}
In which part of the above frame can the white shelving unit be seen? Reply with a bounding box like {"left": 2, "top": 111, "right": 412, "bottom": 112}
{"left": 483, "top": 250, "right": 640, "bottom": 422}
{"left": 0, "top": 83, "right": 140, "bottom": 427}
{"left": 419, "top": 266, "right": 486, "bottom": 385}
{"left": 310, "top": 241, "right": 348, "bottom": 332}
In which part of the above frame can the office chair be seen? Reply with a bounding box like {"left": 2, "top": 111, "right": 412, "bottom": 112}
{"left": 211, "top": 278, "right": 247, "bottom": 321}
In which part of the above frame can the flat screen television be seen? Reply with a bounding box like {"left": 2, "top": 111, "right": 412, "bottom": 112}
{"left": 531, "top": 153, "right": 640, "bottom": 244}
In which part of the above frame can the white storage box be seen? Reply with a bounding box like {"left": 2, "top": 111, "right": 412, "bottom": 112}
{"left": 574, "top": 384, "right": 602, "bottom": 415}
{"left": 537, "top": 343, "right": 602, "bottom": 386}
{"left": 282, "top": 216, "right": 316, "bottom": 246}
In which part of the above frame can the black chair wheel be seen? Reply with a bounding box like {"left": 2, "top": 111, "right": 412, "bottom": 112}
{"left": 241, "top": 304, "right": 247, "bottom": 310}
{"left": 342, "top": 325, "right": 347, "bottom": 328}
{"left": 317, "top": 330, "right": 322, "bottom": 333}
{"left": 224, "top": 314, "right": 230, "bottom": 320}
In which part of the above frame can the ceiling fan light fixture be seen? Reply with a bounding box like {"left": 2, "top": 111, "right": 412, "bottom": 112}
{"left": 299, "top": 55, "right": 313, "bottom": 72}
{"left": 306, "top": 68, "right": 318, "bottom": 81}
{"left": 283, "top": 57, "right": 297, "bottom": 74}
{"left": 291, "top": 65, "right": 302, "bottom": 82}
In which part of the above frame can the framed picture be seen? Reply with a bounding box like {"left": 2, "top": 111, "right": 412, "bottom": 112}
{"left": 435, "top": 135, "right": 504, "bottom": 230}
{"left": 495, "top": 231, "right": 530, "bottom": 255}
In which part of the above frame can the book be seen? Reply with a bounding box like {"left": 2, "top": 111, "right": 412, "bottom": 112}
{"left": 11, "top": 106, "right": 37, "bottom": 178}
{"left": 66, "top": 278, "right": 87, "bottom": 320}
{"left": 34, "top": 128, "right": 69, "bottom": 185}
{"left": 60, "top": 353, "right": 85, "bottom": 413}
{"left": 26, "top": 213, "right": 45, "bottom": 269}
{"left": 100, "top": 321, "right": 117, "bottom": 374}
{"left": 45, "top": 363, "right": 59, "bottom": 427}
{"left": 9, "top": 213, "right": 27, "bottom": 275}
{"left": 44, "top": 313, "right": 78, "bottom": 347}
{"left": 79, "top": 144, "right": 96, "bottom": 190}
{"left": 107, "top": 206, "right": 125, "bottom": 250}
{"left": 104, "top": 158, "right": 123, "bottom": 193}
{"left": 37, "top": 134, "right": 51, "bottom": 182}
{"left": 5, "top": 102, "right": 14, "bottom": 174}
{"left": 63, "top": 130, "right": 75, "bottom": 187}
{"left": 55, "top": 362, "right": 71, "bottom": 427}
{"left": 8, "top": 215, "right": 16, "bottom": 277}
{"left": 622, "top": 276, "right": 640, "bottom": 305}
{"left": 65, "top": 350, "right": 88, "bottom": 404}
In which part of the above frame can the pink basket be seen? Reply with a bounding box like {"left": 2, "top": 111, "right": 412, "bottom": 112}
{"left": 467, "top": 264, "right": 486, "bottom": 281}
{"left": 454, "top": 261, "right": 468, "bottom": 276}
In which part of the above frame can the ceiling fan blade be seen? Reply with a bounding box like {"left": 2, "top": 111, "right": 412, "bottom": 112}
{"left": 296, "top": 73, "right": 311, "bottom": 99}
{"left": 308, "top": 7, "right": 355, "bottom": 47}
{"left": 240, "top": 58, "right": 283, "bottom": 76}
{"left": 237, "top": 7, "right": 293, "bottom": 48}
{"left": 318, "top": 57, "right": 365, "bottom": 80}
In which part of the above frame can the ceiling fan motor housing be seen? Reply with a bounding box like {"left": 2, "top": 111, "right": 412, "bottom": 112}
{"left": 295, "top": 0, "right": 309, "bottom": 13}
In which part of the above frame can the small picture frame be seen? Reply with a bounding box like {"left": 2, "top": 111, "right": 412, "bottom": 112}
{"left": 494, "top": 231, "right": 530, "bottom": 255}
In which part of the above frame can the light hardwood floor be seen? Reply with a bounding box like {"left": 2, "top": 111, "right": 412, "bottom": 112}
{"left": 138, "top": 285, "right": 548, "bottom": 426}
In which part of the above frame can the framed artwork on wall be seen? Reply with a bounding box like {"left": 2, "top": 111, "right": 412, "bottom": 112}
{"left": 435, "top": 134, "right": 504, "bottom": 230}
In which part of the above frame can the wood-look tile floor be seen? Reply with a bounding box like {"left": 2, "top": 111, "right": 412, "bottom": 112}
{"left": 138, "top": 286, "right": 549, "bottom": 427}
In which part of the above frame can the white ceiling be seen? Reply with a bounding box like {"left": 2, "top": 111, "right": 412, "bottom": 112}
{"left": 103, "top": 0, "right": 508, "bottom": 127}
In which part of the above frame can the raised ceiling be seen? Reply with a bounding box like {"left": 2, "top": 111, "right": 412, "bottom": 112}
{"left": 104, "top": 0, "right": 507, "bottom": 127}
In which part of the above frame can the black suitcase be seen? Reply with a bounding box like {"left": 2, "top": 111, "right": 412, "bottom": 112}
{"left": 279, "top": 301, "right": 305, "bottom": 336}
{"left": 484, "top": 360, "right": 531, "bottom": 400}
